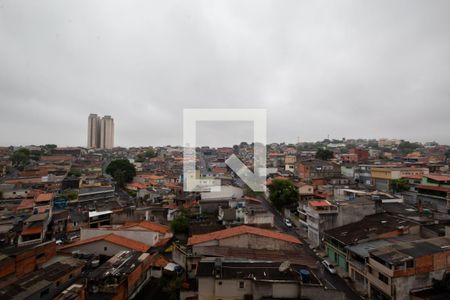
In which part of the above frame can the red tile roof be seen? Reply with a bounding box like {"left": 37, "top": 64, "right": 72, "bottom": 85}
{"left": 149, "top": 253, "right": 169, "bottom": 268}
{"left": 59, "top": 234, "right": 150, "bottom": 252}
{"left": 309, "top": 200, "right": 331, "bottom": 207}
{"left": 417, "top": 185, "right": 450, "bottom": 193}
{"left": 40, "top": 155, "right": 73, "bottom": 161}
{"left": 35, "top": 193, "right": 54, "bottom": 202}
{"left": 16, "top": 199, "right": 34, "bottom": 211}
{"left": 425, "top": 175, "right": 450, "bottom": 182}
{"left": 122, "top": 220, "right": 171, "bottom": 234}
{"left": 126, "top": 183, "right": 147, "bottom": 190}
{"left": 153, "top": 237, "right": 172, "bottom": 248}
{"left": 21, "top": 227, "right": 43, "bottom": 235}
{"left": 187, "top": 225, "right": 301, "bottom": 246}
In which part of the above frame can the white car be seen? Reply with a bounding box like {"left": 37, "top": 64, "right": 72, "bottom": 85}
{"left": 322, "top": 260, "right": 337, "bottom": 274}
{"left": 284, "top": 218, "right": 293, "bottom": 228}
{"left": 56, "top": 239, "right": 63, "bottom": 246}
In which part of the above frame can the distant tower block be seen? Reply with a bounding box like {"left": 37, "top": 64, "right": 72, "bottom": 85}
{"left": 87, "top": 114, "right": 114, "bottom": 149}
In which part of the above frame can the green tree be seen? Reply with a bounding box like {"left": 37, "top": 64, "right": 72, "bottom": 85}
{"left": 144, "top": 148, "right": 156, "bottom": 158}
{"left": 66, "top": 191, "right": 78, "bottom": 200}
{"left": 391, "top": 179, "right": 410, "bottom": 193}
{"left": 170, "top": 210, "right": 190, "bottom": 233}
{"left": 398, "top": 141, "right": 421, "bottom": 154}
{"left": 12, "top": 148, "right": 30, "bottom": 170}
{"left": 160, "top": 276, "right": 184, "bottom": 300}
{"left": 268, "top": 179, "right": 298, "bottom": 210}
{"left": 315, "top": 148, "right": 334, "bottom": 160}
{"left": 135, "top": 153, "right": 145, "bottom": 163}
{"left": 44, "top": 144, "right": 57, "bottom": 154}
{"left": 106, "top": 159, "right": 136, "bottom": 187}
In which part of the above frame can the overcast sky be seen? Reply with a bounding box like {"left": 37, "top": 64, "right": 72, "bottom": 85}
{"left": 0, "top": 0, "right": 449, "bottom": 147}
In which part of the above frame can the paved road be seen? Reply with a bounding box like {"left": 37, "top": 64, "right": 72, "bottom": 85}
{"left": 258, "top": 195, "right": 361, "bottom": 300}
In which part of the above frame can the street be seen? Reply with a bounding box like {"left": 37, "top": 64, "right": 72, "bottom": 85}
{"left": 258, "top": 195, "right": 362, "bottom": 300}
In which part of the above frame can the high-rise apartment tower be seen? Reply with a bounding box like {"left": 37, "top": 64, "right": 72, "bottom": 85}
{"left": 87, "top": 114, "right": 114, "bottom": 149}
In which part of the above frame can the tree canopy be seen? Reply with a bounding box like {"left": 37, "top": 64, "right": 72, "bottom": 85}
{"left": 268, "top": 179, "right": 298, "bottom": 210}
{"left": 398, "top": 141, "right": 421, "bottom": 154}
{"left": 391, "top": 179, "right": 410, "bottom": 193}
{"left": 315, "top": 148, "right": 334, "bottom": 160}
{"left": 12, "top": 148, "right": 31, "bottom": 170}
{"left": 170, "top": 210, "right": 190, "bottom": 233}
{"left": 106, "top": 159, "right": 136, "bottom": 187}
{"left": 135, "top": 148, "right": 156, "bottom": 162}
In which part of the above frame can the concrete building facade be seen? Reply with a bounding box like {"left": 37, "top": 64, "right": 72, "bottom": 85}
{"left": 87, "top": 114, "right": 114, "bottom": 149}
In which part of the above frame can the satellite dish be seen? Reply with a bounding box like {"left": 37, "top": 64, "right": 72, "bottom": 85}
{"left": 279, "top": 260, "right": 291, "bottom": 272}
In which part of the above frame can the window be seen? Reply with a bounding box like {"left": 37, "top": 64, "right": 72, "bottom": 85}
{"left": 239, "top": 281, "right": 245, "bottom": 289}
{"left": 406, "top": 260, "right": 414, "bottom": 268}
{"left": 367, "top": 266, "right": 372, "bottom": 274}
{"left": 379, "top": 273, "right": 389, "bottom": 284}
{"left": 104, "top": 246, "right": 108, "bottom": 251}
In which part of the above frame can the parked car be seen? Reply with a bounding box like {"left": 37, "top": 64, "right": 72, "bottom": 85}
{"left": 56, "top": 239, "right": 64, "bottom": 246}
{"left": 322, "top": 260, "right": 336, "bottom": 274}
{"left": 284, "top": 218, "right": 293, "bottom": 228}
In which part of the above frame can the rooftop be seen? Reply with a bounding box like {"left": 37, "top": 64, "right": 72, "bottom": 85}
{"left": 371, "top": 236, "right": 450, "bottom": 265}
{"left": 59, "top": 233, "right": 150, "bottom": 252}
{"left": 196, "top": 257, "right": 319, "bottom": 284}
{"left": 88, "top": 250, "right": 149, "bottom": 285}
{"left": 192, "top": 246, "right": 317, "bottom": 268}
{"left": 324, "top": 214, "right": 417, "bottom": 245}
{"left": 122, "top": 220, "right": 171, "bottom": 234}
{"left": 188, "top": 225, "right": 301, "bottom": 246}
{"left": 35, "top": 193, "right": 54, "bottom": 202}
{"left": 425, "top": 174, "right": 450, "bottom": 182}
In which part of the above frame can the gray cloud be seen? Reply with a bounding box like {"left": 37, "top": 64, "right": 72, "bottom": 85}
{"left": 0, "top": 0, "right": 449, "bottom": 146}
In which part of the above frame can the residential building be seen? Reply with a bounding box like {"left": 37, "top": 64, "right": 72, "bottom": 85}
{"left": 87, "top": 114, "right": 114, "bottom": 149}
{"left": 350, "top": 148, "right": 370, "bottom": 161}
{"left": 304, "top": 197, "right": 378, "bottom": 248}
{"left": 367, "top": 237, "right": 450, "bottom": 300}
{"left": 323, "top": 214, "right": 419, "bottom": 273}
{"left": 187, "top": 225, "right": 301, "bottom": 252}
{"left": 196, "top": 257, "right": 344, "bottom": 300}
{"left": 18, "top": 212, "right": 51, "bottom": 246}
{"left": 371, "top": 167, "right": 429, "bottom": 192}
{"left": 87, "top": 113, "right": 101, "bottom": 149}
{"left": 0, "top": 256, "right": 85, "bottom": 300}
{"left": 80, "top": 220, "right": 172, "bottom": 247}
{"left": 58, "top": 233, "right": 150, "bottom": 257}
{"left": 86, "top": 250, "right": 152, "bottom": 299}
{"left": 0, "top": 241, "right": 57, "bottom": 287}
{"left": 297, "top": 160, "right": 341, "bottom": 181}
{"left": 77, "top": 186, "right": 115, "bottom": 204}
{"left": 416, "top": 174, "right": 450, "bottom": 213}
{"left": 100, "top": 115, "right": 114, "bottom": 149}
{"left": 298, "top": 183, "right": 314, "bottom": 202}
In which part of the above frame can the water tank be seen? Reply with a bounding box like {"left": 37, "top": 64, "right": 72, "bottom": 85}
{"left": 299, "top": 269, "right": 310, "bottom": 283}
